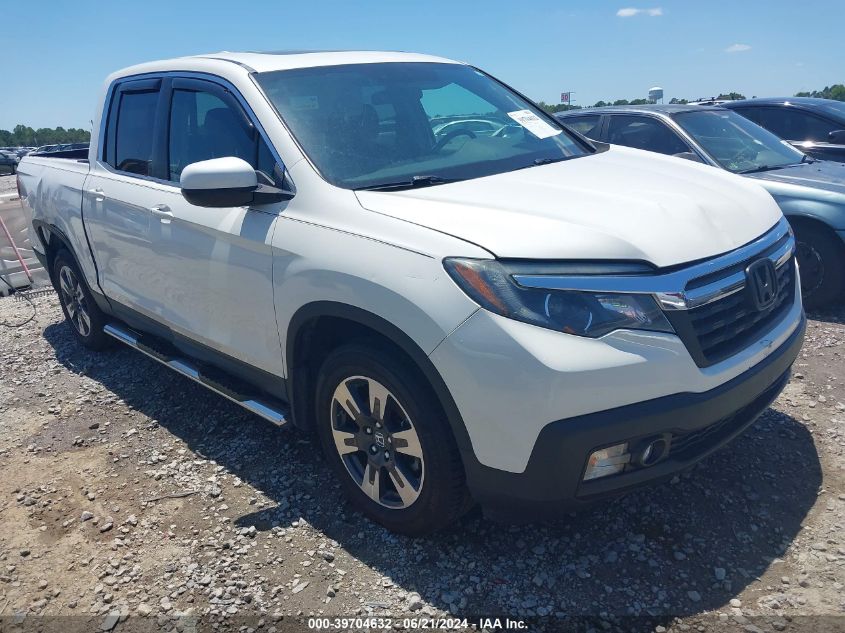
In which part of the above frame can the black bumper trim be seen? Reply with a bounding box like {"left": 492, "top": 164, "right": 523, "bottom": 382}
{"left": 464, "top": 314, "right": 806, "bottom": 521}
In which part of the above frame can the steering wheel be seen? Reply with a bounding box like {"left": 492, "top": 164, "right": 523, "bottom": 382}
{"left": 492, "top": 123, "right": 521, "bottom": 138}
{"left": 735, "top": 146, "right": 758, "bottom": 164}
{"left": 433, "top": 128, "right": 477, "bottom": 152}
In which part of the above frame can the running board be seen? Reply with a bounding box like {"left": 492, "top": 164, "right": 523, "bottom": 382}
{"left": 103, "top": 323, "right": 289, "bottom": 427}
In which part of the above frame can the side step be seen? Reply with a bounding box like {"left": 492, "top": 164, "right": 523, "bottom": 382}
{"left": 104, "top": 323, "right": 289, "bottom": 427}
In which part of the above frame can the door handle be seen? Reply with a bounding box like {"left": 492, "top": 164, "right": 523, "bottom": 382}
{"left": 87, "top": 188, "right": 105, "bottom": 202}
{"left": 150, "top": 204, "right": 174, "bottom": 224}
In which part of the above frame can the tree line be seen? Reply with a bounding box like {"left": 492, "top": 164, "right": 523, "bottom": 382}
{"left": 537, "top": 92, "right": 746, "bottom": 113}
{"left": 538, "top": 84, "right": 844, "bottom": 113}
{"left": 794, "top": 84, "right": 845, "bottom": 101}
{"left": 0, "top": 124, "right": 90, "bottom": 147}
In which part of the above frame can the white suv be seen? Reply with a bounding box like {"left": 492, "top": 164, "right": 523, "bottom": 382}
{"left": 18, "top": 51, "right": 805, "bottom": 535}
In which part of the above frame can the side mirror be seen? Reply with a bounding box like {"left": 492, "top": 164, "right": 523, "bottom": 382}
{"left": 180, "top": 157, "right": 293, "bottom": 208}
{"left": 673, "top": 151, "right": 704, "bottom": 163}
{"left": 828, "top": 130, "right": 845, "bottom": 144}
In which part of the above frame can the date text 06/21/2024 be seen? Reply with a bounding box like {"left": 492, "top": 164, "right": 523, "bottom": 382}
{"left": 306, "top": 617, "right": 527, "bottom": 630}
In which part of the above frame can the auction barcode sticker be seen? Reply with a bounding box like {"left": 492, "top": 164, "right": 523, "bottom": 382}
{"left": 506, "top": 109, "right": 562, "bottom": 139}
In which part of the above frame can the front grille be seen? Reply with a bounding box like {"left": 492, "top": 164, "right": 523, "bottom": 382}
{"left": 665, "top": 242, "right": 796, "bottom": 368}
{"left": 689, "top": 259, "right": 794, "bottom": 363}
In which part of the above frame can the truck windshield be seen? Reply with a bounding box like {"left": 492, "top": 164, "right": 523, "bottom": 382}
{"left": 254, "top": 62, "right": 588, "bottom": 190}
{"left": 673, "top": 110, "right": 806, "bottom": 174}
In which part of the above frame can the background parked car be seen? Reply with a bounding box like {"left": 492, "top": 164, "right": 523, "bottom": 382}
{"left": 556, "top": 105, "right": 845, "bottom": 308}
{"left": 0, "top": 150, "right": 18, "bottom": 174}
{"left": 721, "top": 98, "right": 845, "bottom": 162}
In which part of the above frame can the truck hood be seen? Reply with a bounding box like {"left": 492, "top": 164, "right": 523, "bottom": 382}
{"left": 355, "top": 145, "right": 783, "bottom": 268}
{"left": 745, "top": 159, "right": 845, "bottom": 197}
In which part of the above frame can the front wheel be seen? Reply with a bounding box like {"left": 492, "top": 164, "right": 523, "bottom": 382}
{"left": 793, "top": 223, "right": 845, "bottom": 310}
{"left": 314, "top": 344, "right": 471, "bottom": 536}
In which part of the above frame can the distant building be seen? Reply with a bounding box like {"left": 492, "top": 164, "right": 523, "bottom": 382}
{"left": 648, "top": 87, "right": 664, "bottom": 104}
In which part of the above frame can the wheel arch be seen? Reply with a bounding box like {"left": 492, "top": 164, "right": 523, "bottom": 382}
{"left": 285, "top": 301, "right": 476, "bottom": 466}
{"left": 776, "top": 196, "right": 845, "bottom": 231}
{"left": 34, "top": 221, "right": 78, "bottom": 282}
{"left": 34, "top": 221, "right": 112, "bottom": 314}
{"left": 785, "top": 212, "right": 845, "bottom": 257}
{"left": 786, "top": 212, "right": 842, "bottom": 234}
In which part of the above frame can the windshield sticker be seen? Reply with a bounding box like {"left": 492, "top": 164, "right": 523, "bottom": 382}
{"left": 506, "top": 110, "right": 562, "bottom": 139}
{"left": 291, "top": 95, "right": 319, "bottom": 110}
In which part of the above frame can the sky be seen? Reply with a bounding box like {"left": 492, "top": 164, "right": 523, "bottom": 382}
{"left": 3, "top": 0, "right": 843, "bottom": 131}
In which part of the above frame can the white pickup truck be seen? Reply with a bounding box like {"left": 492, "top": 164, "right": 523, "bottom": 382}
{"left": 18, "top": 51, "right": 805, "bottom": 535}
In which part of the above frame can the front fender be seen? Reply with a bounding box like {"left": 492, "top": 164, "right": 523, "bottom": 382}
{"left": 771, "top": 194, "right": 845, "bottom": 231}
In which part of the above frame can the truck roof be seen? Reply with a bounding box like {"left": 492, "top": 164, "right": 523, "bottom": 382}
{"left": 111, "top": 50, "right": 461, "bottom": 79}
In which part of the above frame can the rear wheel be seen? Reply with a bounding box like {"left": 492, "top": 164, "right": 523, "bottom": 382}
{"left": 793, "top": 223, "right": 845, "bottom": 309}
{"left": 314, "top": 343, "right": 470, "bottom": 535}
{"left": 53, "top": 250, "right": 111, "bottom": 350}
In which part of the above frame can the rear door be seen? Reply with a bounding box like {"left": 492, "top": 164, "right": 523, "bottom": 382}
{"left": 84, "top": 78, "right": 164, "bottom": 309}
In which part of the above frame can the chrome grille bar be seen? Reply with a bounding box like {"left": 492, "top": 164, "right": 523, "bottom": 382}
{"left": 511, "top": 217, "right": 793, "bottom": 311}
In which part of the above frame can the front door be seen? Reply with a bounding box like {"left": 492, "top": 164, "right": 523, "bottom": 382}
{"left": 141, "top": 78, "right": 286, "bottom": 377}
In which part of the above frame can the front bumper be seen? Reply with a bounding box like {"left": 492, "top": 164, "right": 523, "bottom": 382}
{"left": 460, "top": 314, "right": 805, "bottom": 521}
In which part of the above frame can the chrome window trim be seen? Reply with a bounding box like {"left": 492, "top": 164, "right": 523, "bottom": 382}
{"left": 512, "top": 217, "right": 793, "bottom": 311}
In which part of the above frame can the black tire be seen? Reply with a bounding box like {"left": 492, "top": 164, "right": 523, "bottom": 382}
{"left": 53, "top": 249, "right": 112, "bottom": 350}
{"left": 314, "top": 343, "right": 471, "bottom": 536}
{"left": 793, "top": 222, "right": 845, "bottom": 310}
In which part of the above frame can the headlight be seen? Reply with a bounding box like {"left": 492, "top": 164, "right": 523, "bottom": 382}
{"left": 443, "top": 258, "right": 674, "bottom": 338}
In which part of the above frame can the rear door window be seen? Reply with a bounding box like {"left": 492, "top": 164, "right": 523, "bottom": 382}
{"left": 109, "top": 89, "right": 159, "bottom": 176}
{"left": 561, "top": 115, "right": 601, "bottom": 140}
{"left": 606, "top": 115, "right": 690, "bottom": 155}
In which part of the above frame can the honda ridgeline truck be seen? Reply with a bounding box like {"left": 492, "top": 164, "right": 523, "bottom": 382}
{"left": 17, "top": 51, "right": 805, "bottom": 535}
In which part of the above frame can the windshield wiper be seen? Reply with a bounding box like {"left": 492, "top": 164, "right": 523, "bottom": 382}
{"left": 737, "top": 164, "right": 779, "bottom": 174}
{"left": 739, "top": 160, "right": 811, "bottom": 174}
{"left": 355, "top": 175, "right": 460, "bottom": 192}
{"left": 533, "top": 157, "right": 568, "bottom": 166}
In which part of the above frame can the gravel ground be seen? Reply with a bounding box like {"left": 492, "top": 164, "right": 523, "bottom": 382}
{"left": 1, "top": 173, "right": 18, "bottom": 196}
{"left": 0, "top": 293, "right": 843, "bottom": 633}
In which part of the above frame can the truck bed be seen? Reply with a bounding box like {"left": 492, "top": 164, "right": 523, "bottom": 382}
{"left": 15, "top": 154, "right": 96, "bottom": 289}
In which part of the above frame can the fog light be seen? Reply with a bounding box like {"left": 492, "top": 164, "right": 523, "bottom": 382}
{"left": 584, "top": 443, "right": 630, "bottom": 481}
{"left": 637, "top": 437, "right": 668, "bottom": 467}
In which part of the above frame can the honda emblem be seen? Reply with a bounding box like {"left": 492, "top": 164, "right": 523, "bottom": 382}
{"left": 745, "top": 259, "right": 779, "bottom": 311}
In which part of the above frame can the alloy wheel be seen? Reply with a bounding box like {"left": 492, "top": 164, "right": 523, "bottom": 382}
{"left": 330, "top": 375, "right": 424, "bottom": 509}
{"left": 58, "top": 265, "right": 92, "bottom": 337}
